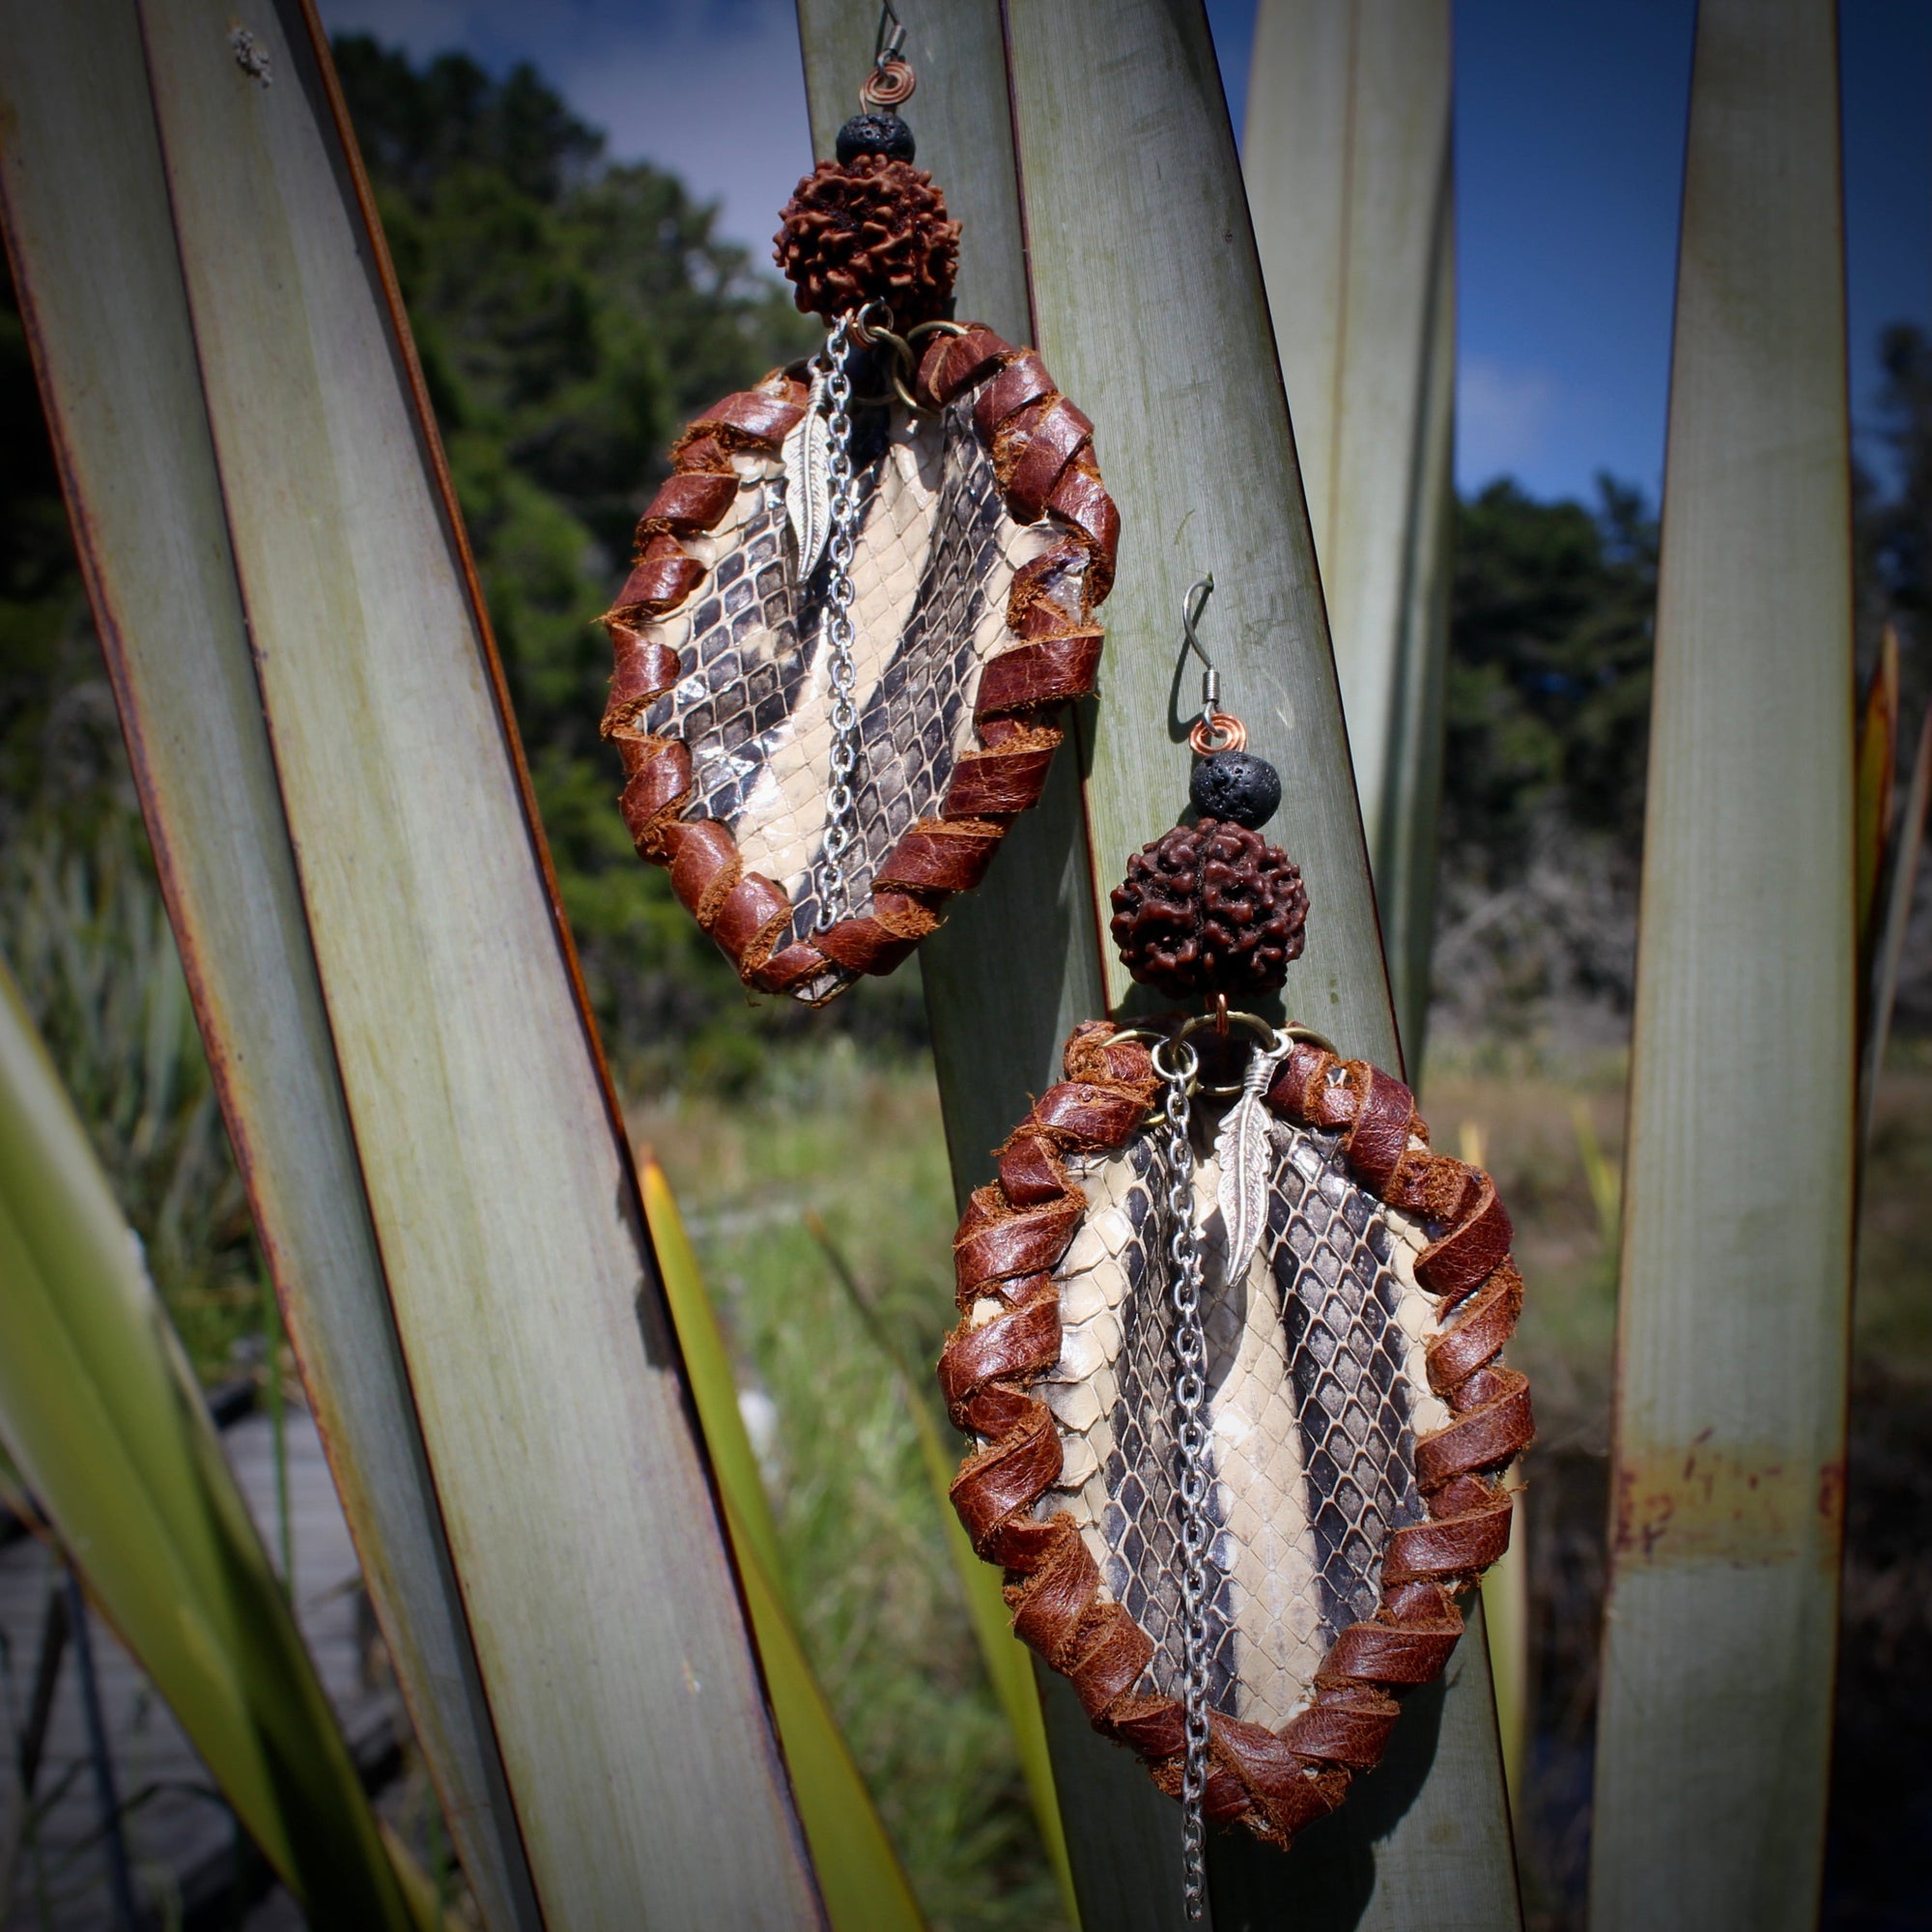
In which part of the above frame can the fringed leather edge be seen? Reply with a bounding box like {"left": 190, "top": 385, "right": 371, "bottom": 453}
{"left": 596, "top": 327, "right": 1119, "bottom": 1002}
{"left": 939, "top": 1021, "right": 1535, "bottom": 1850}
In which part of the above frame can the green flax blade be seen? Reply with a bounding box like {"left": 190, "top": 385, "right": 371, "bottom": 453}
{"left": 0, "top": 960, "right": 427, "bottom": 1928}
{"left": 1592, "top": 4, "right": 1857, "bottom": 1923}
{"left": 640, "top": 1159, "right": 925, "bottom": 1932}
{"left": 804, "top": 1209, "right": 1079, "bottom": 1925}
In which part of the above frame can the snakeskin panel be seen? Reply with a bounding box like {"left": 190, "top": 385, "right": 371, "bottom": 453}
{"left": 641, "top": 394, "right": 1053, "bottom": 996}
{"left": 1038, "top": 1112, "right": 1448, "bottom": 1731}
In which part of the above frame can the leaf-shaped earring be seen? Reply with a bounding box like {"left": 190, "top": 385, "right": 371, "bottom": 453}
{"left": 599, "top": 14, "right": 1120, "bottom": 1005}
{"left": 781, "top": 365, "right": 834, "bottom": 583}
{"left": 941, "top": 582, "right": 1535, "bottom": 1918}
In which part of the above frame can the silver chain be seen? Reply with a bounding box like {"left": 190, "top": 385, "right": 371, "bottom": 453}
{"left": 812, "top": 316, "right": 865, "bottom": 931}
{"left": 1152, "top": 1034, "right": 1212, "bottom": 1921}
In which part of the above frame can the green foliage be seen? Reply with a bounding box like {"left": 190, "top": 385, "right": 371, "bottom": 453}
{"left": 0, "top": 281, "right": 132, "bottom": 854}
{"left": 0, "top": 821, "right": 259, "bottom": 1381}
{"left": 1444, "top": 476, "right": 1659, "bottom": 886}
{"left": 1857, "top": 323, "right": 1932, "bottom": 1086}
{"left": 332, "top": 37, "right": 807, "bottom": 554}
{"left": 1432, "top": 478, "right": 1659, "bottom": 1036}
{"left": 640, "top": 1156, "right": 925, "bottom": 1932}
{"left": 1839, "top": 324, "right": 1930, "bottom": 1035}
{"left": 1440, "top": 369, "right": 1929, "bottom": 1039}
{"left": 639, "top": 1053, "right": 1067, "bottom": 1932}
{"left": 1860, "top": 322, "right": 1932, "bottom": 698}
{"left": 805, "top": 1208, "right": 1078, "bottom": 1919}
{"left": 1, "top": 272, "right": 263, "bottom": 1385}
{"left": 331, "top": 38, "right": 848, "bottom": 1090}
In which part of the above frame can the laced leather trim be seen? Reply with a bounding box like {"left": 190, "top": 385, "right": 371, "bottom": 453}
{"left": 597, "top": 326, "right": 1118, "bottom": 1001}
{"left": 939, "top": 1021, "right": 1535, "bottom": 1849}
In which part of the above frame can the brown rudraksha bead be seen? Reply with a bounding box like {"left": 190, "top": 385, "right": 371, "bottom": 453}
{"left": 1110, "top": 818, "right": 1309, "bottom": 1001}
{"left": 774, "top": 156, "right": 960, "bottom": 327}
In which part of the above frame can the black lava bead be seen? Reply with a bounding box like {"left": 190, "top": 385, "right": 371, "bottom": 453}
{"left": 1189, "top": 750, "right": 1282, "bottom": 831}
{"left": 836, "top": 112, "right": 917, "bottom": 164}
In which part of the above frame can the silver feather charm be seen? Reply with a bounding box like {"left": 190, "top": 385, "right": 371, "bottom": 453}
{"left": 1215, "top": 1037, "right": 1292, "bottom": 1279}
{"left": 781, "top": 368, "right": 833, "bottom": 581}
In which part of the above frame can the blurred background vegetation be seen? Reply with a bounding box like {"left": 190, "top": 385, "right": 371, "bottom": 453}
{"left": 1, "top": 40, "right": 1926, "bottom": 1932}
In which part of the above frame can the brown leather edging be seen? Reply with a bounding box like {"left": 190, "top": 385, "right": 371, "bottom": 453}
{"left": 939, "top": 1022, "right": 1535, "bottom": 1850}
{"left": 596, "top": 331, "right": 1119, "bottom": 1000}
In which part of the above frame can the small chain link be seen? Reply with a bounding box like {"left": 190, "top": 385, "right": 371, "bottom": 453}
{"left": 1153, "top": 1034, "right": 1212, "bottom": 1921}
{"left": 813, "top": 316, "right": 865, "bottom": 931}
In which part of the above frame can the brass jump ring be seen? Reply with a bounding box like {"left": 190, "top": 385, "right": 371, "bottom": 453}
{"left": 853, "top": 320, "right": 944, "bottom": 415}
{"left": 847, "top": 303, "right": 905, "bottom": 406}
{"left": 855, "top": 371, "right": 932, "bottom": 412}
{"left": 895, "top": 321, "right": 968, "bottom": 412}
{"left": 1175, "top": 1009, "right": 1275, "bottom": 1051}
{"left": 1279, "top": 1022, "right": 1340, "bottom": 1057}
{"left": 1188, "top": 711, "right": 1248, "bottom": 756}
{"left": 1179, "top": 1008, "right": 1289, "bottom": 1096}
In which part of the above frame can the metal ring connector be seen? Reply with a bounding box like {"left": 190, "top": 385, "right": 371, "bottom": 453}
{"left": 895, "top": 319, "right": 967, "bottom": 409}
{"left": 861, "top": 56, "right": 916, "bottom": 108}
{"left": 1280, "top": 1021, "right": 1340, "bottom": 1056}
{"left": 847, "top": 299, "right": 894, "bottom": 347}
{"left": 1188, "top": 711, "right": 1248, "bottom": 755}
{"left": 853, "top": 316, "right": 967, "bottom": 413}
{"left": 1123, "top": 1014, "right": 1337, "bottom": 1108}
{"left": 1150, "top": 1035, "right": 1200, "bottom": 1086}
{"left": 1175, "top": 1008, "right": 1280, "bottom": 1095}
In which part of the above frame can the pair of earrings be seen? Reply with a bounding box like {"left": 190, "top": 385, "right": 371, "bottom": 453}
{"left": 598, "top": 21, "right": 1530, "bottom": 1916}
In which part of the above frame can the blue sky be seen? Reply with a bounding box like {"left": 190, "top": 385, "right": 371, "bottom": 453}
{"left": 317, "top": 0, "right": 1930, "bottom": 507}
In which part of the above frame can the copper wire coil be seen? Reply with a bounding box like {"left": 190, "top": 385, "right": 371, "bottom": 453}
{"left": 861, "top": 58, "right": 916, "bottom": 108}
{"left": 1188, "top": 711, "right": 1248, "bottom": 755}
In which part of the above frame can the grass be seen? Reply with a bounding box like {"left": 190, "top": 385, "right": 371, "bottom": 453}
{"left": 1827, "top": 1044, "right": 1932, "bottom": 1931}
{"left": 1851, "top": 1044, "right": 1932, "bottom": 1367}
{"left": 634, "top": 1041, "right": 1065, "bottom": 1932}
{"left": 1424, "top": 1045, "right": 1626, "bottom": 1922}
{"left": 0, "top": 817, "right": 263, "bottom": 1383}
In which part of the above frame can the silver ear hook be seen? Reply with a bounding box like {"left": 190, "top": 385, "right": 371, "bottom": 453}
{"left": 1180, "top": 576, "right": 1218, "bottom": 732}
{"left": 863, "top": 1, "right": 914, "bottom": 108}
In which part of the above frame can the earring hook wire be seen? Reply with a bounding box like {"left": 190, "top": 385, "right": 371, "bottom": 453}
{"left": 1179, "top": 575, "right": 1226, "bottom": 741}
{"left": 1180, "top": 575, "right": 1216, "bottom": 668}
{"left": 862, "top": 4, "right": 914, "bottom": 109}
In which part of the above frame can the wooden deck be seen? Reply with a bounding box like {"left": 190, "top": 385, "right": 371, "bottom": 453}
{"left": 0, "top": 1402, "right": 401, "bottom": 1929}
